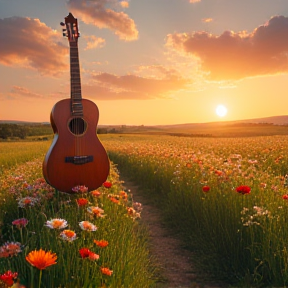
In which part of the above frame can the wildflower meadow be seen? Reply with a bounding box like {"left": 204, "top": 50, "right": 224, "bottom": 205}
{"left": 104, "top": 134, "right": 288, "bottom": 287}
{"left": 1, "top": 134, "right": 288, "bottom": 287}
{"left": 0, "top": 141, "right": 154, "bottom": 288}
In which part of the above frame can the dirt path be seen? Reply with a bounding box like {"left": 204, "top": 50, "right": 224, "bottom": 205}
{"left": 122, "top": 179, "right": 226, "bottom": 288}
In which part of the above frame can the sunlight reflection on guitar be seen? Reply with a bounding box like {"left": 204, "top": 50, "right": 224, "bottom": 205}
{"left": 42, "top": 13, "right": 110, "bottom": 193}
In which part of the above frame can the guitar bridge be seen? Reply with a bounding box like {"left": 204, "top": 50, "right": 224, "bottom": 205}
{"left": 65, "top": 155, "right": 93, "bottom": 165}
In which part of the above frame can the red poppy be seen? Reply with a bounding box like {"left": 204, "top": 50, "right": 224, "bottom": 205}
{"left": 236, "top": 185, "right": 251, "bottom": 195}
{"left": 282, "top": 194, "right": 288, "bottom": 200}
{"left": 0, "top": 270, "right": 18, "bottom": 286}
{"left": 79, "top": 248, "right": 91, "bottom": 258}
{"left": 103, "top": 181, "right": 112, "bottom": 188}
{"left": 79, "top": 248, "right": 99, "bottom": 261}
{"left": 76, "top": 198, "right": 88, "bottom": 207}
{"left": 202, "top": 186, "right": 210, "bottom": 192}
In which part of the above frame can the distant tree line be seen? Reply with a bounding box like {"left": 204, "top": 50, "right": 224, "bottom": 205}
{"left": 0, "top": 123, "right": 52, "bottom": 140}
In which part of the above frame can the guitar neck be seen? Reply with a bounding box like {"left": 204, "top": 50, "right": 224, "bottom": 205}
{"left": 70, "top": 42, "right": 83, "bottom": 116}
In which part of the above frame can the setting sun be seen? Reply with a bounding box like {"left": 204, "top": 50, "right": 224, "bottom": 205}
{"left": 215, "top": 105, "right": 227, "bottom": 117}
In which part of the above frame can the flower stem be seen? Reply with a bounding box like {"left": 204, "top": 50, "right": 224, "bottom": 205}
{"left": 38, "top": 270, "right": 42, "bottom": 288}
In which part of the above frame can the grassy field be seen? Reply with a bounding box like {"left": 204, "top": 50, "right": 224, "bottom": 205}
{"left": 1, "top": 133, "right": 288, "bottom": 287}
{"left": 102, "top": 134, "right": 288, "bottom": 287}
{"left": 0, "top": 139, "right": 155, "bottom": 288}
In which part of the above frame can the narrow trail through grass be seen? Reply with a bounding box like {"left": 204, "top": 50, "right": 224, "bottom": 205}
{"left": 122, "top": 178, "right": 226, "bottom": 288}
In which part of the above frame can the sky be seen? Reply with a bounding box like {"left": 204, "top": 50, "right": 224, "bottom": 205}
{"left": 0, "top": 0, "right": 288, "bottom": 125}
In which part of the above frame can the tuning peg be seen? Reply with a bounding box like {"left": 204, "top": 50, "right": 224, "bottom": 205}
{"left": 60, "top": 22, "right": 65, "bottom": 26}
{"left": 62, "top": 28, "right": 67, "bottom": 32}
{"left": 63, "top": 33, "right": 67, "bottom": 37}
{"left": 78, "top": 33, "right": 81, "bottom": 37}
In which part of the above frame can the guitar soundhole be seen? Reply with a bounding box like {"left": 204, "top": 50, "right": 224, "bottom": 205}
{"left": 68, "top": 117, "right": 87, "bottom": 135}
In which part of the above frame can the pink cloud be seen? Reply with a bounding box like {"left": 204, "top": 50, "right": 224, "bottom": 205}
{"left": 67, "top": 0, "right": 138, "bottom": 41}
{"left": 82, "top": 71, "right": 189, "bottom": 100}
{"left": 166, "top": 15, "right": 288, "bottom": 80}
{"left": 0, "top": 17, "right": 68, "bottom": 75}
{"left": 83, "top": 35, "right": 106, "bottom": 50}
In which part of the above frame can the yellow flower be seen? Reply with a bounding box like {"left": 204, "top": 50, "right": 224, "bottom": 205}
{"left": 26, "top": 249, "right": 57, "bottom": 270}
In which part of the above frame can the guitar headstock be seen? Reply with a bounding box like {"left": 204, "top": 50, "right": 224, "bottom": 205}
{"left": 61, "top": 13, "right": 80, "bottom": 43}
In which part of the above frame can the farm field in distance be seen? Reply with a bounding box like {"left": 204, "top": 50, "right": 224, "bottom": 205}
{"left": 1, "top": 131, "right": 288, "bottom": 287}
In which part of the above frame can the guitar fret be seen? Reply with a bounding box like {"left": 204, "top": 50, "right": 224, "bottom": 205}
{"left": 69, "top": 36, "right": 83, "bottom": 116}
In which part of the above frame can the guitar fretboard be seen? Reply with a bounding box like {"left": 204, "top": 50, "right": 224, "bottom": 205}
{"left": 70, "top": 42, "right": 83, "bottom": 116}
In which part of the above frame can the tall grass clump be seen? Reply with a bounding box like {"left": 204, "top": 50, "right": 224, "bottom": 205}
{"left": 0, "top": 154, "right": 155, "bottom": 288}
{"left": 103, "top": 134, "right": 288, "bottom": 286}
{"left": 0, "top": 142, "right": 50, "bottom": 173}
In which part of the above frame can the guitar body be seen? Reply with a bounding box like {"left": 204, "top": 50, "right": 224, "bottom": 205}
{"left": 43, "top": 98, "right": 110, "bottom": 193}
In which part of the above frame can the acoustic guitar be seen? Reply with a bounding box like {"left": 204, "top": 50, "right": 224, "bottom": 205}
{"left": 42, "top": 13, "right": 110, "bottom": 193}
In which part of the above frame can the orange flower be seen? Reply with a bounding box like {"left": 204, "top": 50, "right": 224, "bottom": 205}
{"left": 100, "top": 267, "right": 113, "bottom": 276}
{"left": 91, "top": 190, "right": 101, "bottom": 197}
{"left": 127, "top": 207, "right": 135, "bottom": 215}
{"left": 26, "top": 249, "right": 57, "bottom": 270}
{"left": 94, "top": 239, "right": 109, "bottom": 248}
{"left": 79, "top": 221, "right": 97, "bottom": 231}
{"left": 45, "top": 218, "right": 68, "bottom": 229}
{"left": 109, "top": 197, "right": 119, "bottom": 204}
{"left": 87, "top": 206, "right": 105, "bottom": 218}
{"left": 60, "top": 230, "right": 77, "bottom": 242}
{"left": 215, "top": 170, "right": 223, "bottom": 176}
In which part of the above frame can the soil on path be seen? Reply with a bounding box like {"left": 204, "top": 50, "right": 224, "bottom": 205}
{"left": 122, "top": 179, "right": 227, "bottom": 288}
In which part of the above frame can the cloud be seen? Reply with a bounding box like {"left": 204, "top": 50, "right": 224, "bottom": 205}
{"left": 83, "top": 35, "right": 106, "bottom": 50}
{"left": 0, "top": 86, "right": 44, "bottom": 100}
{"left": 202, "top": 18, "right": 213, "bottom": 23}
{"left": 166, "top": 15, "right": 288, "bottom": 80}
{"left": 120, "top": 1, "right": 129, "bottom": 8}
{"left": 67, "top": 0, "right": 138, "bottom": 41}
{"left": 0, "top": 85, "right": 69, "bottom": 101}
{"left": 82, "top": 69, "right": 189, "bottom": 100}
{"left": 0, "top": 17, "right": 68, "bottom": 75}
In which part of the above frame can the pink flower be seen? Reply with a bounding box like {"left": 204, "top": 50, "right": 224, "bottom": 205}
{"left": 0, "top": 242, "right": 22, "bottom": 258}
{"left": 12, "top": 218, "right": 28, "bottom": 228}
{"left": 72, "top": 185, "right": 88, "bottom": 193}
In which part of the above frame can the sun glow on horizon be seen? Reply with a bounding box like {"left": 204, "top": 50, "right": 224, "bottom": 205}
{"left": 215, "top": 104, "right": 228, "bottom": 117}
